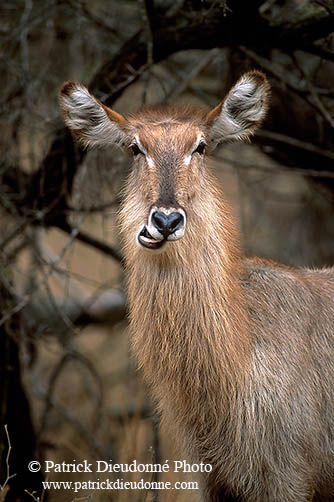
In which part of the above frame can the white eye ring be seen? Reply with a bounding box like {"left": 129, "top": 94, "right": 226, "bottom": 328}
{"left": 130, "top": 144, "right": 143, "bottom": 156}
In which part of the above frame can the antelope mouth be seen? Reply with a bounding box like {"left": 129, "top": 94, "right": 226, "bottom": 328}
{"left": 137, "top": 226, "right": 166, "bottom": 250}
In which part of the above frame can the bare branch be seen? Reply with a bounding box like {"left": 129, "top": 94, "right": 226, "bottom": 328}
{"left": 255, "top": 129, "right": 334, "bottom": 162}
{"left": 302, "top": 44, "right": 334, "bottom": 62}
{"left": 216, "top": 152, "right": 334, "bottom": 179}
{"left": 0, "top": 425, "right": 16, "bottom": 502}
{"left": 240, "top": 46, "right": 334, "bottom": 129}
{"left": 164, "top": 48, "right": 220, "bottom": 101}
{"left": 57, "top": 222, "right": 124, "bottom": 265}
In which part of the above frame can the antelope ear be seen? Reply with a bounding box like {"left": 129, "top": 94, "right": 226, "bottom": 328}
{"left": 59, "top": 81, "right": 126, "bottom": 148}
{"left": 207, "top": 71, "right": 270, "bottom": 145}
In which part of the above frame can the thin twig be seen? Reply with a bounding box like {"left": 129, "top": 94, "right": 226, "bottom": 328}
{"left": 67, "top": 0, "right": 119, "bottom": 37}
{"left": 166, "top": 0, "right": 186, "bottom": 18}
{"left": 164, "top": 48, "right": 220, "bottom": 102}
{"left": 0, "top": 425, "right": 16, "bottom": 502}
{"left": 67, "top": 199, "right": 120, "bottom": 213}
{"left": 57, "top": 223, "right": 124, "bottom": 265}
{"left": 291, "top": 52, "right": 334, "bottom": 128}
{"left": 240, "top": 46, "right": 334, "bottom": 129}
{"left": 0, "top": 220, "right": 29, "bottom": 251}
{"left": 215, "top": 153, "right": 334, "bottom": 179}
{"left": 31, "top": 372, "right": 108, "bottom": 459}
{"left": 256, "top": 129, "right": 334, "bottom": 162}
{"left": 143, "top": 0, "right": 154, "bottom": 66}
{"left": 24, "top": 489, "right": 40, "bottom": 502}
{"left": 301, "top": 44, "right": 334, "bottom": 62}
{"left": 39, "top": 351, "right": 104, "bottom": 449}
{"left": 308, "top": 82, "right": 334, "bottom": 128}
{"left": 313, "top": 0, "right": 334, "bottom": 16}
{"left": 259, "top": 0, "right": 276, "bottom": 14}
{"left": 0, "top": 219, "right": 86, "bottom": 328}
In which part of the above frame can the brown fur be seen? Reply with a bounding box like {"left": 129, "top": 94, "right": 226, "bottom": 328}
{"left": 59, "top": 73, "right": 334, "bottom": 501}
{"left": 120, "top": 162, "right": 334, "bottom": 501}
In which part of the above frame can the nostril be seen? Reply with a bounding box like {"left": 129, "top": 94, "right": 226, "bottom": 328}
{"left": 168, "top": 212, "right": 184, "bottom": 233}
{"left": 152, "top": 212, "right": 168, "bottom": 234}
{"left": 151, "top": 211, "right": 184, "bottom": 238}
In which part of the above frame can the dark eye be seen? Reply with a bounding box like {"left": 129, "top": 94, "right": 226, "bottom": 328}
{"left": 131, "top": 144, "right": 143, "bottom": 156}
{"left": 193, "top": 142, "right": 206, "bottom": 155}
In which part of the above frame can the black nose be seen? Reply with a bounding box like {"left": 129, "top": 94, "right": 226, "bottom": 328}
{"left": 152, "top": 211, "right": 184, "bottom": 238}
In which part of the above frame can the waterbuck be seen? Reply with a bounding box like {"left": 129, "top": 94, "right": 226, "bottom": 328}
{"left": 59, "top": 72, "right": 334, "bottom": 501}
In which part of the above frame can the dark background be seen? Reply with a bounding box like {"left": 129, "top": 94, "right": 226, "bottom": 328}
{"left": 0, "top": 1, "right": 333, "bottom": 500}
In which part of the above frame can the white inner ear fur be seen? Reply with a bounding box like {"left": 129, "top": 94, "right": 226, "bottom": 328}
{"left": 61, "top": 85, "right": 125, "bottom": 148}
{"left": 210, "top": 76, "right": 267, "bottom": 143}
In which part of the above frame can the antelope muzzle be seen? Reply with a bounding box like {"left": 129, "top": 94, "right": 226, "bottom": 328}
{"left": 137, "top": 207, "right": 187, "bottom": 251}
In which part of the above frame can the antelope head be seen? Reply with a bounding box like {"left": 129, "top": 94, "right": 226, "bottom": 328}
{"left": 59, "top": 72, "right": 269, "bottom": 253}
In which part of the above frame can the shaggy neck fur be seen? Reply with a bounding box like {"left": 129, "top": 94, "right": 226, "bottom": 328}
{"left": 120, "top": 170, "right": 251, "bottom": 470}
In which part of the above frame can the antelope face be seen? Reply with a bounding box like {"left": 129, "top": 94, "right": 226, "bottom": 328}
{"left": 127, "top": 124, "right": 208, "bottom": 251}
{"left": 59, "top": 72, "right": 269, "bottom": 253}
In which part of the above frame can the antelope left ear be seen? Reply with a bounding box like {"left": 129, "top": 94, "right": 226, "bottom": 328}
{"left": 59, "top": 81, "right": 126, "bottom": 149}
{"left": 207, "top": 71, "right": 270, "bottom": 146}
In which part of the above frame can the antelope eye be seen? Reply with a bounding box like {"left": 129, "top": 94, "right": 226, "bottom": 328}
{"left": 131, "top": 144, "right": 143, "bottom": 156}
{"left": 193, "top": 142, "right": 206, "bottom": 155}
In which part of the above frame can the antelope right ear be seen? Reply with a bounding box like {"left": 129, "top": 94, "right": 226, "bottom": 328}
{"left": 59, "top": 81, "right": 126, "bottom": 149}
{"left": 207, "top": 71, "right": 270, "bottom": 146}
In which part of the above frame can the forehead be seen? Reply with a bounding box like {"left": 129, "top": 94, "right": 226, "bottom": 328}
{"left": 139, "top": 123, "right": 201, "bottom": 151}
{"left": 124, "top": 106, "right": 208, "bottom": 150}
